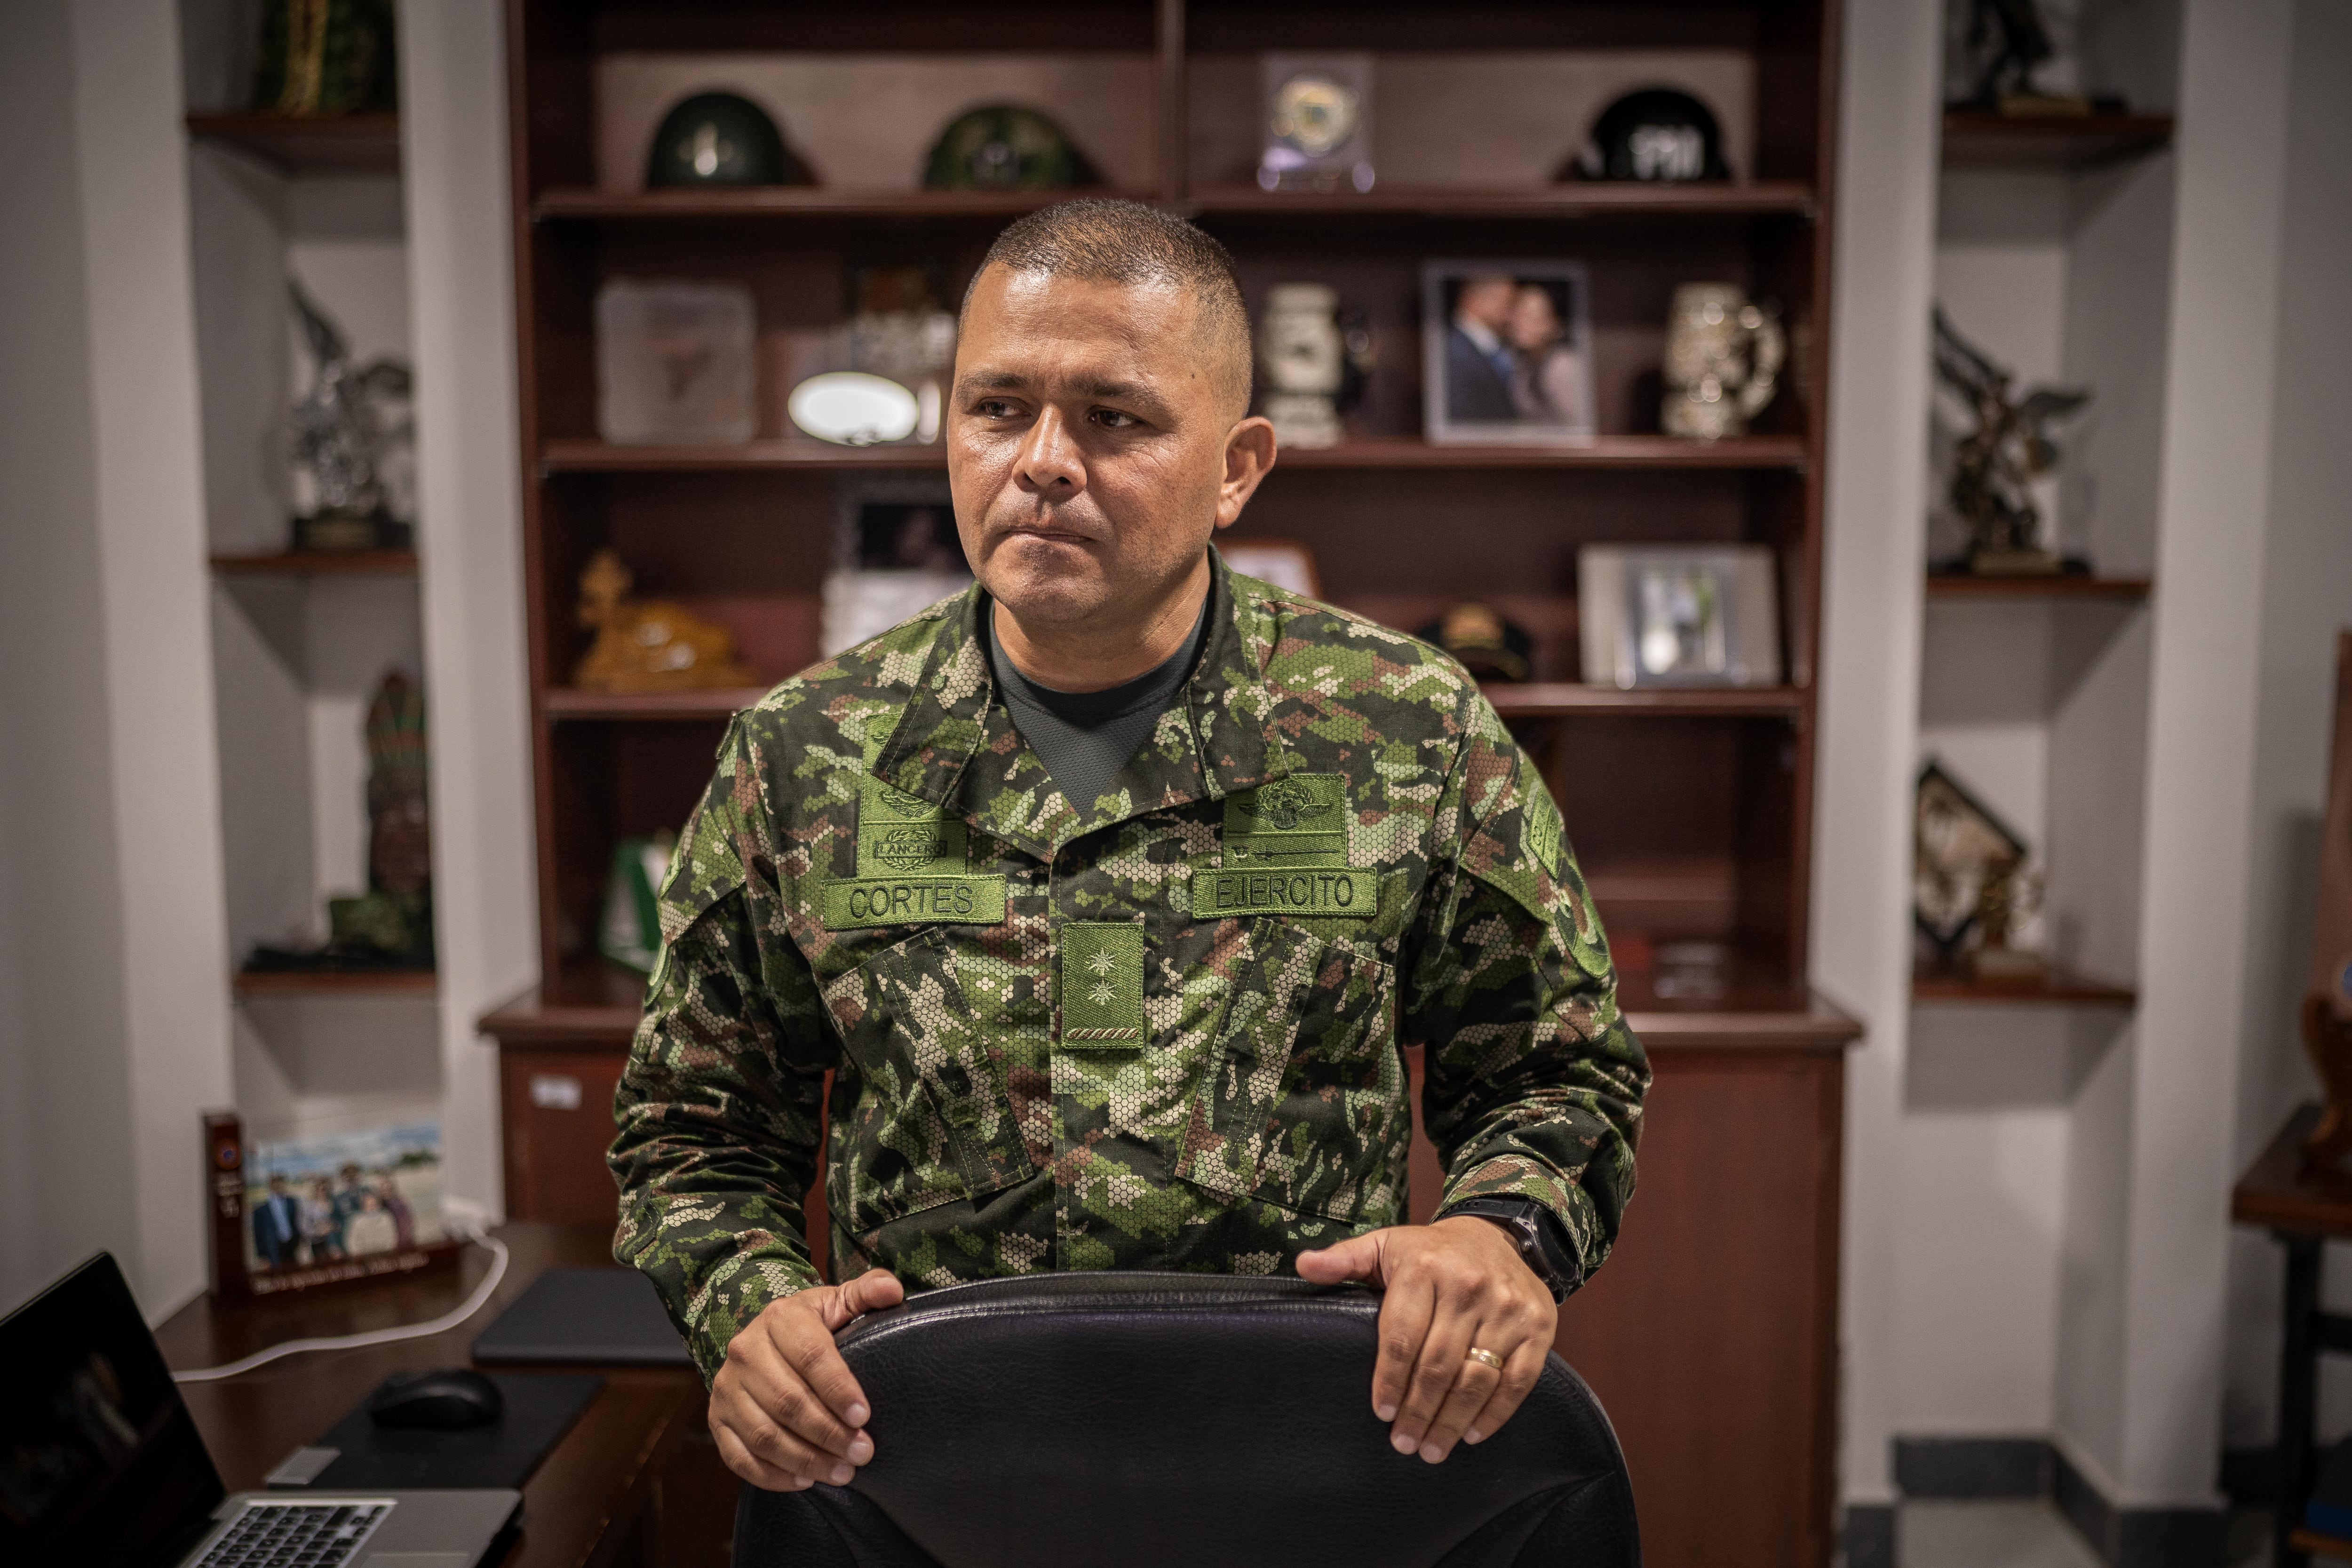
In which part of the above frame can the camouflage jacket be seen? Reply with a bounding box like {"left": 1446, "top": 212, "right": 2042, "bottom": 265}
{"left": 610, "top": 557, "right": 1649, "bottom": 1382}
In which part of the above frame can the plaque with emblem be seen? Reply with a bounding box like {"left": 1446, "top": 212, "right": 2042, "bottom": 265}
{"left": 1259, "top": 54, "right": 1374, "bottom": 194}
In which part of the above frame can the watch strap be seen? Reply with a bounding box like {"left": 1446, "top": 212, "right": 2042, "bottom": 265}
{"left": 1434, "top": 1196, "right": 1580, "bottom": 1301}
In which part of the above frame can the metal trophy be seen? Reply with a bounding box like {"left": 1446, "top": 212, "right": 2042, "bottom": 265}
{"left": 1662, "top": 284, "right": 1783, "bottom": 441}
{"left": 288, "top": 281, "right": 413, "bottom": 550}
{"left": 1932, "top": 308, "right": 2089, "bottom": 575}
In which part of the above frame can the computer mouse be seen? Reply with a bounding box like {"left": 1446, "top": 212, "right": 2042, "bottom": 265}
{"left": 367, "top": 1368, "right": 505, "bottom": 1431}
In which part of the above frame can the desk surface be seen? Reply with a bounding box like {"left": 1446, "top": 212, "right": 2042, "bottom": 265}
{"left": 2233, "top": 1104, "right": 2352, "bottom": 1237}
{"left": 157, "top": 1222, "right": 720, "bottom": 1568}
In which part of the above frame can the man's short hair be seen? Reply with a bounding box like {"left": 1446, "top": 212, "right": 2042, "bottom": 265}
{"left": 968, "top": 198, "right": 1254, "bottom": 419}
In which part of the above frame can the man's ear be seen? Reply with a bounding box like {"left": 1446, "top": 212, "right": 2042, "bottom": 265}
{"left": 1217, "top": 416, "right": 1277, "bottom": 527}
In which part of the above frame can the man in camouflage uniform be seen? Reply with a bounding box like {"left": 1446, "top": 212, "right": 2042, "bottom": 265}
{"left": 610, "top": 199, "right": 1647, "bottom": 1496}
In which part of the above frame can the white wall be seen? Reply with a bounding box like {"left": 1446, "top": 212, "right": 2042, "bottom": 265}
{"left": 399, "top": 0, "right": 540, "bottom": 1219}
{"left": 2220, "top": 0, "right": 2352, "bottom": 1454}
{"left": 0, "top": 0, "right": 235, "bottom": 1322}
{"left": 0, "top": 0, "right": 141, "bottom": 1319}
{"left": 1816, "top": 0, "right": 1943, "bottom": 1513}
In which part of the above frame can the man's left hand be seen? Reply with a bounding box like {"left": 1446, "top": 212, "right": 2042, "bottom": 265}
{"left": 1295, "top": 1217, "right": 1557, "bottom": 1463}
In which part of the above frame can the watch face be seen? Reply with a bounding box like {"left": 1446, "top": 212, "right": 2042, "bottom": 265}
{"left": 1271, "top": 73, "right": 1359, "bottom": 158}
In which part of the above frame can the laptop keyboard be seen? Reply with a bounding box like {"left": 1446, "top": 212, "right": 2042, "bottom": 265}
{"left": 192, "top": 1500, "right": 391, "bottom": 1568}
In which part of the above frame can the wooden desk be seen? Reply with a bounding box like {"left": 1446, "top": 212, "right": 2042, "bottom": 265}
{"left": 155, "top": 1222, "right": 736, "bottom": 1568}
{"left": 2233, "top": 1106, "right": 2352, "bottom": 1568}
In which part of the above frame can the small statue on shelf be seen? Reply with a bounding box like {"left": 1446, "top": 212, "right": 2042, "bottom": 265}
{"left": 1968, "top": 850, "right": 2048, "bottom": 982}
{"left": 1932, "top": 307, "right": 2089, "bottom": 575}
{"left": 241, "top": 670, "right": 432, "bottom": 976}
{"left": 573, "top": 548, "right": 758, "bottom": 693}
{"left": 288, "top": 280, "right": 413, "bottom": 551}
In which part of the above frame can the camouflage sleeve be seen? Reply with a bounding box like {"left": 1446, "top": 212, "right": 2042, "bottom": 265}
{"left": 1402, "top": 697, "right": 1651, "bottom": 1289}
{"left": 609, "top": 727, "right": 836, "bottom": 1384}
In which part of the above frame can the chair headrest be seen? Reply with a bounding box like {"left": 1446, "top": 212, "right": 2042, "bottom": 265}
{"left": 766, "top": 1272, "right": 1635, "bottom": 1568}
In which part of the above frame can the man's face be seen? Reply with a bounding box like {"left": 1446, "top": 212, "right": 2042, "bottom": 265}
{"left": 1457, "top": 276, "right": 1516, "bottom": 331}
{"left": 948, "top": 266, "right": 1261, "bottom": 631}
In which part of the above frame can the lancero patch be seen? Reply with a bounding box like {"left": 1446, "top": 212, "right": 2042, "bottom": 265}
{"left": 858, "top": 777, "right": 968, "bottom": 876}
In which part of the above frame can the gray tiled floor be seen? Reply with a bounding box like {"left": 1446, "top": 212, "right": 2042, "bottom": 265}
{"left": 1897, "top": 1502, "right": 2275, "bottom": 1568}
{"left": 1900, "top": 1503, "right": 2103, "bottom": 1568}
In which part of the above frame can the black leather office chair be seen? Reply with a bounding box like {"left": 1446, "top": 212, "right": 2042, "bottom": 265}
{"left": 733, "top": 1272, "right": 1638, "bottom": 1568}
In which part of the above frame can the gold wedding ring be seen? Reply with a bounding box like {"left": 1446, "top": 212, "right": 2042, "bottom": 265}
{"left": 1465, "top": 1346, "right": 1504, "bottom": 1371}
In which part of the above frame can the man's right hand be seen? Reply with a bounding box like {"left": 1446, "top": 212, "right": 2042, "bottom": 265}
{"left": 709, "top": 1267, "right": 905, "bottom": 1490}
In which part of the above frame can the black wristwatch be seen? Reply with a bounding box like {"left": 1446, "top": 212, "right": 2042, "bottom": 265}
{"left": 1433, "top": 1197, "right": 1580, "bottom": 1303}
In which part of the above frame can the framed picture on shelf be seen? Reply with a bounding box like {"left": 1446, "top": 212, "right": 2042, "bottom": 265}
{"left": 1219, "top": 535, "right": 1323, "bottom": 599}
{"left": 1421, "top": 261, "right": 1595, "bottom": 446}
{"left": 1912, "top": 759, "right": 2029, "bottom": 961}
{"left": 1577, "top": 545, "right": 1780, "bottom": 689}
{"left": 821, "top": 477, "right": 971, "bottom": 657}
{"left": 207, "top": 1111, "right": 461, "bottom": 1304}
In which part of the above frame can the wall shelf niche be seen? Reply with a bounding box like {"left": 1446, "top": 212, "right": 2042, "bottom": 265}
{"left": 184, "top": 111, "right": 402, "bottom": 174}
{"left": 232, "top": 969, "right": 437, "bottom": 998}
{"left": 1910, "top": 961, "right": 2137, "bottom": 1008}
{"left": 210, "top": 549, "right": 420, "bottom": 577}
{"left": 1923, "top": 573, "right": 2152, "bottom": 602}
{"left": 1939, "top": 111, "right": 2176, "bottom": 170}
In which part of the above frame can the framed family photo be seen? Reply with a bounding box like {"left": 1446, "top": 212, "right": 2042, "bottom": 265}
{"left": 1422, "top": 261, "right": 1596, "bottom": 446}
{"left": 205, "top": 1110, "right": 462, "bottom": 1303}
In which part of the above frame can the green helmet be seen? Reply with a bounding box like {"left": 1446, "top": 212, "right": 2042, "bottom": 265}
{"left": 922, "top": 105, "right": 1098, "bottom": 191}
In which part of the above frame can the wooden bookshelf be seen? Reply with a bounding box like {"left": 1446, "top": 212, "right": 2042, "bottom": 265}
{"left": 1940, "top": 111, "right": 2176, "bottom": 170}
{"left": 535, "top": 187, "right": 1163, "bottom": 221}
{"left": 185, "top": 111, "right": 402, "bottom": 174}
{"left": 489, "top": 7, "right": 1850, "bottom": 1562}
{"left": 536, "top": 182, "right": 1821, "bottom": 224}
{"left": 539, "top": 433, "right": 1804, "bottom": 474}
{"left": 541, "top": 686, "right": 772, "bottom": 721}
{"left": 210, "top": 549, "right": 419, "bottom": 576}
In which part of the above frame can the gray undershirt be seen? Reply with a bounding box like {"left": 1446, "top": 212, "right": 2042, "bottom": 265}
{"left": 985, "top": 596, "right": 1208, "bottom": 816}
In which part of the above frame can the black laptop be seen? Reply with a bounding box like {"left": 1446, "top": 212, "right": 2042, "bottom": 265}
{"left": 0, "top": 1253, "right": 519, "bottom": 1568}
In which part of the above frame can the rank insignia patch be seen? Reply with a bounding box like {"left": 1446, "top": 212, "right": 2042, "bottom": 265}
{"left": 1060, "top": 923, "right": 1147, "bottom": 1048}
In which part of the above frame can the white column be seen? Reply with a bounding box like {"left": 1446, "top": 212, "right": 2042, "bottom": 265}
{"left": 397, "top": 0, "right": 540, "bottom": 1219}
{"left": 2106, "top": 0, "right": 2297, "bottom": 1506}
{"left": 1816, "top": 0, "right": 1943, "bottom": 1517}
{"left": 65, "top": 0, "right": 237, "bottom": 1319}
{"left": 2220, "top": 0, "right": 2352, "bottom": 1453}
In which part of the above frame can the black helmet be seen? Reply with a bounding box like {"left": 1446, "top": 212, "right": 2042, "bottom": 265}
{"left": 1564, "top": 88, "right": 1731, "bottom": 183}
{"left": 646, "top": 92, "right": 812, "bottom": 188}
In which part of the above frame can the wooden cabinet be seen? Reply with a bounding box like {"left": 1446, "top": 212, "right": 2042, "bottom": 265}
{"left": 481, "top": 4, "right": 1859, "bottom": 1560}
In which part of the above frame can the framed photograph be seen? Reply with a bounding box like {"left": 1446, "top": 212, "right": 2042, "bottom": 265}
{"left": 1913, "top": 760, "right": 2028, "bottom": 960}
{"left": 1577, "top": 545, "right": 1780, "bottom": 689}
{"left": 207, "top": 1111, "right": 461, "bottom": 1304}
{"left": 1219, "top": 536, "right": 1323, "bottom": 599}
{"left": 1422, "top": 261, "right": 1596, "bottom": 446}
{"left": 821, "top": 478, "right": 972, "bottom": 657}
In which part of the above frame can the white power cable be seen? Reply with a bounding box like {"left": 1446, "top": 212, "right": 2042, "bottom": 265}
{"left": 171, "top": 1226, "right": 510, "bottom": 1384}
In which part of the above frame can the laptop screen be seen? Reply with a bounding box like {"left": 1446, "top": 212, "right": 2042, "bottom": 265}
{"left": 0, "top": 1252, "right": 227, "bottom": 1568}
